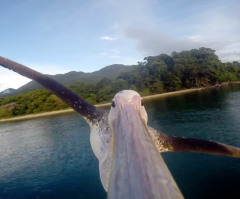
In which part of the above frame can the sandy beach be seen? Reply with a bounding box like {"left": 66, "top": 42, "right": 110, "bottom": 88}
{"left": 1, "top": 82, "right": 240, "bottom": 123}
{"left": 0, "top": 103, "right": 112, "bottom": 123}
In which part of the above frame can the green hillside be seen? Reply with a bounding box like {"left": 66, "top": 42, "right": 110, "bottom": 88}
{"left": 0, "top": 47, "right": 240, "bottom": 119}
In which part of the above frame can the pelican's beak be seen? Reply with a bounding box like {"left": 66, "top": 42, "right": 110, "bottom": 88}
{"left": 108, "top": 103, "right": 183, "bottom": 199}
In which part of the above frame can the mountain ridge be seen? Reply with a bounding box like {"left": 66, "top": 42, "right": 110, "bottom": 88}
{"left": 0, "top": 64, "right": 135, "bottom": 97}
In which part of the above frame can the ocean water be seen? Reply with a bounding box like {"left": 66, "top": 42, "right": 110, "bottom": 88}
{"left": 0, "top": 85, "right": 240, "bottom": 199}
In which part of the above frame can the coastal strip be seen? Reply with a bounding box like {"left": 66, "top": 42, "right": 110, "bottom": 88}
{"left": 0, "top": 103, "right": 112, "bottom": 123}
{"left": 1, "top": 82, "right": 240, "bottom": 123}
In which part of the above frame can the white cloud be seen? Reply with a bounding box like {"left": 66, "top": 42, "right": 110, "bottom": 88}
{"left": 101, "top": 0, "right": 240, "bottom": 61}
{"left": 100, "top": 35, "right": 116, "bottom": 41}
{"left": 123, "top": 27, "right": 201, "bottom": 56}
{"left": 188, "top": 3, "right": 240, "bottom": 62}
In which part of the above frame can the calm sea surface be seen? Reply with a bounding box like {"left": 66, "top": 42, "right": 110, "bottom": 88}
{"left": 0, "top": 85, "right": 240, "bottom": 199}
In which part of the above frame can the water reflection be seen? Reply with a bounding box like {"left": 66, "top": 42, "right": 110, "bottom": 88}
{"left": 0, "top": 85, "right": 240, "bottom": 198}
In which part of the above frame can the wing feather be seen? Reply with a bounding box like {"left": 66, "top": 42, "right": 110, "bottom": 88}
{"left": 148, "top": 126, "right": 240, "bottom": 157}
{"left": 0, "top": 56, "right": 104, "bottom": 122}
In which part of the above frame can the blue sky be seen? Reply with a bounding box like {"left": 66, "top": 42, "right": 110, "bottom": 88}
{"left": 0, "top": 0, "right": 239, "bottom": 91}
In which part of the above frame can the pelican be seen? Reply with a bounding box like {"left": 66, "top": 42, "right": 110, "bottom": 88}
{"left": 1, "top": 57, "right": 240, "bottom": 198}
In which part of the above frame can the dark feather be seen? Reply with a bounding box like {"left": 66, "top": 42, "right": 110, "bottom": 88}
{"left": 170, "top": 136, "right": 240, "bottom": 157}
{"left": 148, "top": 127, "right": 240, "bottom": 158}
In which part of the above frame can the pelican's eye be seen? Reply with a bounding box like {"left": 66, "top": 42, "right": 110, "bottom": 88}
{"left": 141, "top": 100, "right": 144, "bottom": 106}
{"left": 111, "top": 100, "right": 116, "bottom": 108}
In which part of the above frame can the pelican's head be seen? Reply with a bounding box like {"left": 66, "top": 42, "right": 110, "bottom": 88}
{"left": 108, "top": 90, "right": 148, "bottom": 126}
{"left": 107, "top": 90, "right": 182, "bottom": 199}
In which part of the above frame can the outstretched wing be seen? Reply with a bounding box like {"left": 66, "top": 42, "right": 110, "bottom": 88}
{"left": 148, "top": 126, "right": 240, "bottom": 158}
{"left": 0, "top": 56, "right": 104, "bottom": 122}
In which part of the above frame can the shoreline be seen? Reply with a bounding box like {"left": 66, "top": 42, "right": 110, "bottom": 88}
{"left": 1, "top": 81, "right": 240, "bottom": 123}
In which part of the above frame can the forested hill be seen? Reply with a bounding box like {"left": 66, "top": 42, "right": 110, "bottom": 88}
{"left": 1, "top": 47, "right": 240, "bottom": 119}
{"left": 0, "top": 64, "right": 135, "bottom": 97}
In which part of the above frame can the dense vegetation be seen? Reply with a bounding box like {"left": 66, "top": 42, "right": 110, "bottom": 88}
{"left": 1, "top": 47, "right": 240, "bottom": 119}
